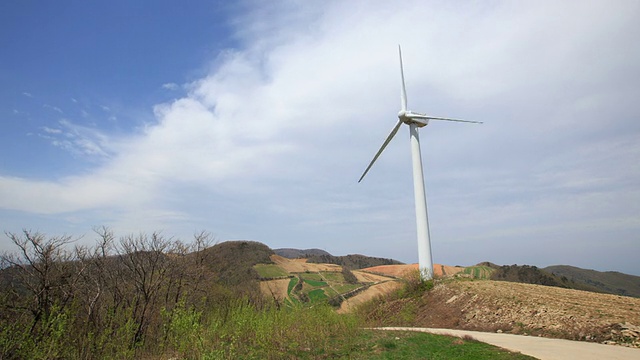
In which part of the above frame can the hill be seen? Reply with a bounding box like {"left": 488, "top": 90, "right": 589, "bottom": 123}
{"left": 544, "top": 265, "right": 640, "bottom": 298}
{"left": 490, "top": 264, "right": 602, "bottom": 292}
{"left": 274, "top": 248, "right": 331, "bottom": 258}
{"left": 306, "top": 253, "right": 403, "bottom": 269}
{"left": 358, "top": 278, "right": 640, "bottom": 347}
{"left": 198, "top": 240, "right": 274, "bottom": 286}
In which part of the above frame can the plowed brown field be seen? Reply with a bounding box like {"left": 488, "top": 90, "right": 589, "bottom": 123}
{"left": 337, "top": 280, "right": 401, "bottom": 313}
{"left": 259, "top": 278, "right": 291, "bottom": 301}
{"left": 270, "top": 255, "right": 342, "bottom": 272}
{"left": 369, "top": 279, "right": 640, "bottom": 347}
{"left": 362, "top": 263, "right": 465, "bottom": 278}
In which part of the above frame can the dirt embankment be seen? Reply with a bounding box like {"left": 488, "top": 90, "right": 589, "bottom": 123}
{"left": 338, "top": 281, "right": 401, "bottom": 313}
{"left": 270, "top": 255, "right": 341, "bottom": 273}
{"left": 259, "top": 278, "right": 291, "bottom": 301}
{"left": 362, "top": 264, "right": 465, "bottom": 278}
{"left": 369, "top": 279, "right": 640, "bottom": 347}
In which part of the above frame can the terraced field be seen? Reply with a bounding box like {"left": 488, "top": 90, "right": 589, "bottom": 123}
{"left": 256, "top": 255, "right": 398, "bottom": 307}
{"left": 460, "top": 265, "right": 495, "bottom": 279}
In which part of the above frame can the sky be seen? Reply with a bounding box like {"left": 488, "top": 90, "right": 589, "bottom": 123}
{"left": 1, "top": 1, "right": 639, "bottom": 275}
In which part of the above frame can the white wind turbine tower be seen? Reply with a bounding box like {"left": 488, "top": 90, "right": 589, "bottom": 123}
{"left": 358, "top": 46, "right": 482, "bottom": 280}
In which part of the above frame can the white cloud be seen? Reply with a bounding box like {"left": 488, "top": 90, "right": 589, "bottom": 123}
{"left": 36, "top": 119, "right": 113, "bottom": 159}
{"left": 41, "top": 126, "right": 62, "bottom": 134}
{"left": 162, "top": 82, "right": 179, "bottom": 90}
{"left": 1, "top": 0, "right": 639, "bottom": 274}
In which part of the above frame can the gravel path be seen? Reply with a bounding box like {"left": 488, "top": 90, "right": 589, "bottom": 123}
{"left": 378, "top": 327, "right": 640, "bottom": 360}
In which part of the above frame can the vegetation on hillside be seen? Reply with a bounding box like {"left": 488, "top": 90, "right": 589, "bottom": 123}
{"left": 306, "top": 254, "right": 403, "bottom": 269}
{"left": 0, "top": 229, "right": 287, "bottom": 358}
{"left": 274, "top": 248, "right": 331, "bottom": 258}
{"left": 460, "top": 265, "right": 495, "bottom": 279}
{"left": 544, "top": 265, "right": 640, "bottom": 298}
{"left": 490, "top": 264, "right": 604, "bottom": 293}
{"left": 200, "top": 240, "right": 274, "bottom": 286}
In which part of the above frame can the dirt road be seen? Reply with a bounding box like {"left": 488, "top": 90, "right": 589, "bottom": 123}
{"left": 378, "top": 327, "right": 640, "bottom": 360}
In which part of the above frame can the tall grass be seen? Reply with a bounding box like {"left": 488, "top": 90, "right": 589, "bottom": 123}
{"left": 0, "top": 297, "right": 360, "bottom": 359}
{"left": 159, "top": 298, "right": 361, "bottom": 359}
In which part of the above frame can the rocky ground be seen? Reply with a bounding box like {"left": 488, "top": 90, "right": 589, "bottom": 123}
{"left": 408, "top": 280, "right": 640, "bottom": 347}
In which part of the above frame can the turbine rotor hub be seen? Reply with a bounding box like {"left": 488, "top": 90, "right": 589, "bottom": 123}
{"left": 398, "top": 110, "right": 428, "bottom": 127}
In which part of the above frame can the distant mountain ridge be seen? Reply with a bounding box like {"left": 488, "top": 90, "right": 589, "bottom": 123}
{"left": 544, "top": 265, "right": 640, "bottom": 298}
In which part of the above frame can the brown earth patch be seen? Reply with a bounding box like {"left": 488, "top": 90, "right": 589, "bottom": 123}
{"left": 367, "top": 279, "right": 640, "bottom": 347}
{"left": 270, "top": 254, "right": 341, "bottom": 273}
{"left": 338, "top": 281, "right": 402, "bottom": 314}
{"left": 352, "top": 270, "right": 396, "bottom": 283}
{"left": 362, "top": 263, "right": 465, "bottom": 278}
{"left": 259, "top": 278, "right": 291, "bottom": 301}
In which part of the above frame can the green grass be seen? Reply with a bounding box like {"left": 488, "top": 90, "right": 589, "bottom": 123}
{"left": 303, "top": 279, "right": 327, "bottom": 287}
{"left": 287, "top": 277, "right": 298, "bottom": 295}
{"left": 308, "top": 289, "right": 328, "bottom": 301}
{"left": 462, "top": 266, "right": 494, "bottom": 279}
{"left": 323, "top": 287, "right": 339, "bottom": 298}
{"left": 348, "top": 330, "right": 537, "bottom": 360}
{"left": 321, "top": 271, "right": 345, "bottom": 282}
{"left": 253, "top": 264, "right": 289, "bottom": 278}
{"left": 334, "top": 283, "right": 362, "bottom": 293}
{"left": 299, "top": 272, "right": 323, "bottom": 281}
{"left": 162, "top": 304, "right": 536, "bottom": 359}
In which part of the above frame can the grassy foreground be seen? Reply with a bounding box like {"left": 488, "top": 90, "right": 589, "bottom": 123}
{"left": 143, "top": 302, "right": 537, "bottom": 359}
{"left": 146, "top": 302, "right": 536, "bottom": 359}
{"left": 347, "top": 331, "right": 536, "bottom": 360}
{"left": 0, "top": 300, "right": 535, "bottom": 360}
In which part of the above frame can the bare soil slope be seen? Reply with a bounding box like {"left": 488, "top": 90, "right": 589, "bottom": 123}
{"left": 338, "top": 280, "right": 401, "bottom": 313}
{"left": 259, "top": 278, "right": 291, "bottom": 301}
{"left": 367, "top": 279, "right": 640, "bottom": 347}
{"left": 363, "top": 263, "right": 465, "bottom": 278}
{"left": 270, "top": 254, "right": 341, "bottom": 273}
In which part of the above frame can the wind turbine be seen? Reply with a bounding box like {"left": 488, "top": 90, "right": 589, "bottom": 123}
{"left": 358, "top": 46, "right": 482, "bottom": 280}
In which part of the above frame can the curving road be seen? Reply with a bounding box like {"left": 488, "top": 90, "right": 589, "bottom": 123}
{"left": 377, "top": 327, "right": 640, "bottom": 360}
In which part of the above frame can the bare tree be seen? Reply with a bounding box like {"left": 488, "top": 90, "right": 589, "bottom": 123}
{"left": 117, "top": 232, "right": 173, "bottom": 344}
{"left": 1, "top": 230, "right": 77, "bottom": 333}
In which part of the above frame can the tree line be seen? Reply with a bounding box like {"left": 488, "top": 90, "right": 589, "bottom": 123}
{"left": 0, "top": 227, "right": 247, "bottom": 359}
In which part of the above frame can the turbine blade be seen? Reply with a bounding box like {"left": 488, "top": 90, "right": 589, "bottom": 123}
{"left": 428, "top": 117, "right": 483, "bottom": 124}
{"left": 358, "top": 120, "right": 403, "bottom": 183}
{"left": 399, "top": 45, "right": 407, "bottom": 112}
{"left": 406, "top": 113, "right": 482, "bottom": 124}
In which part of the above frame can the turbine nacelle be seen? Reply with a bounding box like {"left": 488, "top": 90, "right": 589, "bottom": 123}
{"left": 398, "top": 110, "right": 429, "bottom": 127}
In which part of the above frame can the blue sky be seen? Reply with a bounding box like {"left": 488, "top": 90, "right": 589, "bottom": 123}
{"left": 1, "top": 1, "right": 639, "bottom": 275}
